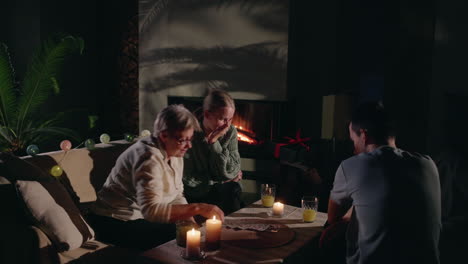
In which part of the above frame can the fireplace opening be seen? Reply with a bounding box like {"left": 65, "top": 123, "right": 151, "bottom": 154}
{"left": 168, "top": 96, "right": 285, "bottom": 153}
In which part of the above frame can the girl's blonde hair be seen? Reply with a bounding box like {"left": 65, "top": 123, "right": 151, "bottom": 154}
{"left": 203, "top": 88, "right": 235, "bottom": 112}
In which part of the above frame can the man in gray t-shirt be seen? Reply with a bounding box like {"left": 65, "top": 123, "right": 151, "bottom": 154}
{"left": 328, "top": 102, "right": 441, "bottom": 264}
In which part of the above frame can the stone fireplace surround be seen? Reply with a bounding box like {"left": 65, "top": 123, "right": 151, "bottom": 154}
{"left": 138, "top": 85, "right": 287, "bottom": 134}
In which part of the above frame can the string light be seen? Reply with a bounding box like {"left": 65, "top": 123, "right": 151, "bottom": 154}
{"left": 26, "top": 133, "right": 142, "bottom": 177}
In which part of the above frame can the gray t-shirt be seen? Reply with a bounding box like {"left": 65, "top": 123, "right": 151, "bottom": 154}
{"left": 330, "top": 146, "right": 441, "bottom": 264}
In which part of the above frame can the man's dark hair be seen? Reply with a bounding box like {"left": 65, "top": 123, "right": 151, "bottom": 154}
{"left": 350, "top": 101, "right": 395, "bottom": 144}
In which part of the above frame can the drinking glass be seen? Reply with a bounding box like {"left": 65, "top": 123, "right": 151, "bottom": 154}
{"left": 302, "top": 196, "right": 318, "bottom": 222}
{"left": 261, "top": 184, "right": 276, "bottom": 207}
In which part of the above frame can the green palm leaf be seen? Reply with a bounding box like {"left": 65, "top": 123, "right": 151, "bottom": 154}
{"left": 16, "top": 35, "right": 84, "bottom": 135}
{"left": 0, "top": 43, "right": 17, "bottom": 128}
{"left": 0, "top": 126, "right": 13, "bottom": 144}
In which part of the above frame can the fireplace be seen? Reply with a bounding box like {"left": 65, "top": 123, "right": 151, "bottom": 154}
{"left": 168, "top": 96, "right": 285, "bottom": 156}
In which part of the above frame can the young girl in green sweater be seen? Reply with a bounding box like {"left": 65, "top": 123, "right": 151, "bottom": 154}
{"left": 183, "top": 89, "right": 243, "bottom": 214}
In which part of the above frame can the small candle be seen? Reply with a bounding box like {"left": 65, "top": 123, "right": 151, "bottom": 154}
{"left": 272, "top": 202, "right": 284, "bottom": 216}
{"left": 205, "top": 215, "right": 222, "bottom": 250}
{"left": 186, "top": 228, "right": 201, "bottom": 258}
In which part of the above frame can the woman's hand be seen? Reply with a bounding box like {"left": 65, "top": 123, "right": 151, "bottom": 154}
{"left": 195, "top": 203, "right": 225, "bottom": 221}
{"left": 223, "top": 170, "right": 243, "bottom": 183}
{"left": 170, "top": 203, "right": 225, "bottom": 222}
{"left": 206, "top": 123, "right": 229, "bottom": 144}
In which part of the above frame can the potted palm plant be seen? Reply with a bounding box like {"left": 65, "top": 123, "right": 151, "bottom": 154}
{"left": 0, "top": 34, "right": 84, "bottom": 155}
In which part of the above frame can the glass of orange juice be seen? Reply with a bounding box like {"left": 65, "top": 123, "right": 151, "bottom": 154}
{"left": 302, "top": 196, "right": 318, "bottom": 222}
{"left": 261, "top": 184, "right": 276, "bottom": 207}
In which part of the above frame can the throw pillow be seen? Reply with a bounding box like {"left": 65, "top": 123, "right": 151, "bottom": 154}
{"left": 16, "top": 179, "right": 95, "bottom": 252}
{"left": 0, "top": 152, "right": 81, "bottom": 206}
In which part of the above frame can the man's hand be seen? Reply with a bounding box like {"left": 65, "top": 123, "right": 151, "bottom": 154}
{"left": 342, "top": 206, "right": 353, "bottom": 222}
{"left": 327, "top": 199, "right": 351, "bottom": 225}
{"left": 206, "top": 123, "right": 229, "bottom": 144}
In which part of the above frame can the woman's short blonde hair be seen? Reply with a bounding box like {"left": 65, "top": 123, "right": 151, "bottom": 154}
{"left": 153, "top": 104, "right": 201, "bottom": 137}
{"left": 203, "top": 88, "right": 235, "bottom": 112}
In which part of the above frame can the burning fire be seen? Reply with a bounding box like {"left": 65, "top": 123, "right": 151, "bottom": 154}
{"left": 237, "top": 131, "right": 256, "bottom": 144}
{"left": 234, "top": 125, "right": 258, "bottom": 144}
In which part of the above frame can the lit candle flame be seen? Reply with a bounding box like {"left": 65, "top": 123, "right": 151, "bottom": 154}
{"left": 213, "top": 215, "right": 216, "bottom": 220}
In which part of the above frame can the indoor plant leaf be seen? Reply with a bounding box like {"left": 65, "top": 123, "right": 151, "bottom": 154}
{"left": 16, "top": 35, "right": 84, "bottom": 136}
{"left": 0, "top": 126, "right": 13, "bottom": 144}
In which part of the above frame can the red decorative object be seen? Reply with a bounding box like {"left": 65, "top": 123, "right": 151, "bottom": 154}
{"left": 273, "top": 129, "right": 311, "bottom": 159}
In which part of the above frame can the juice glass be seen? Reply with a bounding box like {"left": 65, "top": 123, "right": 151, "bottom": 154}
{"left": 261, "top": 184, "right": 276, "bottom": 207}
{"left": 302, "top": 196, "right": 318, "bottom": 222}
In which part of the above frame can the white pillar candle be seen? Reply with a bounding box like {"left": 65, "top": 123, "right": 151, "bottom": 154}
{"left": 206, "top": 215, "right": 222, "bottom": 250}
{"left": 273, "top": 202, "right": 284, "bottom": 216}
{"left": 186, "top": 228, "right": 201, "bottom": 258}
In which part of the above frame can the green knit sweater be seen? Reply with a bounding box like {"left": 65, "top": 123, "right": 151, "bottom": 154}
{"left": 183, "top": 125, "right": 241, "bottom": 199}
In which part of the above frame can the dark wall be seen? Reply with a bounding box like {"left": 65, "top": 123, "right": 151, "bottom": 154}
{"left": 0, "top": 0, "right": 41, "bottom": 77}
{"left": 384, "top": 0, "right": 468, "bottom": 155}
{"left": 429, "top": 0, "right": 468, "bottom": 154}
{"left": 3, "top": 0, "right": 468, "bottom": 155}
{"left": 287, "top": 0, "right": 385, "bottom": 141}
{"left": 384, "top": 0, "right": 436, "bottom": 154}
{"left": 287, "top": 0, "right": 339, "bottom": 140}
{"left": 289, "top": 0, "right": 468, "bottom": 156}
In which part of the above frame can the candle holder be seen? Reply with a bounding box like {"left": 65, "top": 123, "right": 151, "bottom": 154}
{"left": 272, "top": 212, "right": 283, "bottom": 218}
{"left": 268, "top": 210, "right": 284, "bottom": 218}
{"left": 205, "top": 240, "right": 221, "bottom": 251}
{"left": 180, "top": 249, "right": 206, "bottom": 261}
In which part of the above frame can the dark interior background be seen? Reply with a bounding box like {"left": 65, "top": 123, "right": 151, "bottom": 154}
{"left": 1, "top": 0, "right": 468, "bottom": 157}
{"left": 0, "top": 0, "right": 137, "bottom": 149}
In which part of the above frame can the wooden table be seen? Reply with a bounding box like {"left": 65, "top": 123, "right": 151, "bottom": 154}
{"left": 139, "top": 201, "right": 327, "bottom": 264}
